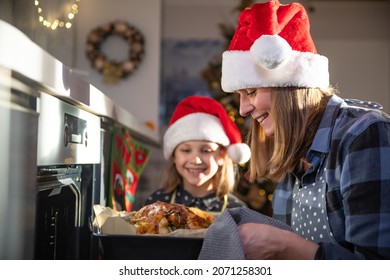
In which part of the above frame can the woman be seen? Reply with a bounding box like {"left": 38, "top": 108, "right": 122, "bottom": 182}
{"left": 221, "top": 0, "right": 390, "bottom": 259}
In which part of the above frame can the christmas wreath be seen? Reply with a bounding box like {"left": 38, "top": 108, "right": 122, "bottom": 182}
{"left": 86, "top": 20, "right": 145, "bottom": 83}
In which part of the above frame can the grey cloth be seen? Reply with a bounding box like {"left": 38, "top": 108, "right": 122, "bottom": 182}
{"left": 198, "top": 207, "right": 293, "bottom": 260}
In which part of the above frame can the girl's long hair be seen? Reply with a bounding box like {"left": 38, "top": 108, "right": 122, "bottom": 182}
{"left": 248, "top": 87, "right": 334, "bottom": 182}
{"left": 160, "top": 146, "right": 237, "bottom": 198}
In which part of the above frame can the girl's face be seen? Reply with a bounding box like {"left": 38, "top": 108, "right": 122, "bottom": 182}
{"left": 173, "top": 141, "right": 225, "bottom": 191}
{"left": 235, "top": 88, "right": 274, "bottom": 136}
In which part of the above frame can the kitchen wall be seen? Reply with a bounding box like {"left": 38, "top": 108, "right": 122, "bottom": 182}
{"left": 73, "top": 0, "right": 161, "bottom": 137}
{"left": 309, "top": 1, "right": 390, "bottom": 114}
{"left": 0, "top": 0, "right": 76, "bottom": 67}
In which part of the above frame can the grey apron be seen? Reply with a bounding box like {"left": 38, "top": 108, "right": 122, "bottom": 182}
{"left": 292, "top": 98, "right": 382, "bottom": 243}
{"left": 291, "top": 172, "right": 337, "bottom": 243}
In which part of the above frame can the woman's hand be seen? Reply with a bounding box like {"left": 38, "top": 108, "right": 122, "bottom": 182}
{"left": 238, "top": 223, "right": 319, "bottom": 259}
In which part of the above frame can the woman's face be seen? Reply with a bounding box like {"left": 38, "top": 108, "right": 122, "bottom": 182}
{"left": 173, "top": 141, "right": 224, "bottom": 191}
{"left": 235, "top": 88, "right": 274, "bottom": 136}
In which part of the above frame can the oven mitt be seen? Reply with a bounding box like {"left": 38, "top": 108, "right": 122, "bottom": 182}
{"left": 198, "top": 207, "right": 293, "bottom": 260}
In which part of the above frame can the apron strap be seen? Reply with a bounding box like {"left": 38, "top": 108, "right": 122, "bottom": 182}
{"left": 170, "top": 189, "right": 227, "bottom": 216}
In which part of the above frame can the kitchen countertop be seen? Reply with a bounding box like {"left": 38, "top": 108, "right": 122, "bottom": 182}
{"left": 0, "top": 20, "right": 160, "bottom": 146}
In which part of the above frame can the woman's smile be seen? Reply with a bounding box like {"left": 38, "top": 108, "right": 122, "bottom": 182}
{"left": 255, "top": 112, "right": 269, "bottom": 124}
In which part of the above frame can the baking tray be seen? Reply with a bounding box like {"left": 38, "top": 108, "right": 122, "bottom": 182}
{"left": 90, "top": 232, "right": 204, "bottom": 260}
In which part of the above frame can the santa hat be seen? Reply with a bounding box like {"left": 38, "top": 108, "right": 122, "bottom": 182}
{"left": 221, "top": 0, "right": 329, "bottom": 92}
{"left": 163, "top": 96, "right": 251, "bottom": 164}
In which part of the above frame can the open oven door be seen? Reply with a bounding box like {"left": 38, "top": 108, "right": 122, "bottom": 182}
{"left": 35, "top": 169, "right": 81, "bottom": 260}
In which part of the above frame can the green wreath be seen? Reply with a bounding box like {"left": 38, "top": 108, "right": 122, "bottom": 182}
{"left": 86, "top": 20, "right": 145, "bottom": 83}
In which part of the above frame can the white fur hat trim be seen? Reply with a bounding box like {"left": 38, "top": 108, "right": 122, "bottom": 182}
{"left": 163, "top": 113, "right": 229, "bottom": 160}
{"left": 221, "top": 47, "right": 329, "bottom": 92}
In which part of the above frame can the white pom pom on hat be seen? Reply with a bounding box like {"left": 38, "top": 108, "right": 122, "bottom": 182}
{"left": 163, "top": 96, "right": 251, "bottom": 164}
{"left": 227, "top": 143, "right": 251, "bottom": 165}
{"left": 250, "top": 35, "right": 292, "bottom": 70}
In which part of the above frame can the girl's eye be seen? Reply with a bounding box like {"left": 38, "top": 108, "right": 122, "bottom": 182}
{"left": 202, "top": 147, "right": 218, "bottom": 154}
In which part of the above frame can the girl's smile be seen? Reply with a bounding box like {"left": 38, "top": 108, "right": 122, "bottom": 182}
{"left": 173, "top": 140, "right": 224, "bottom": 197}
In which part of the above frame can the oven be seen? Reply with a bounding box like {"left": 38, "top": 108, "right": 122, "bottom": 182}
{"left": 35, "top": 93, "right": 101, "bottom": 260}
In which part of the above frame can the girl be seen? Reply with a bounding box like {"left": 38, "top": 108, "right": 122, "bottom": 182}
{"left": 145, "top": 95, "right": 251, "bottom": 216}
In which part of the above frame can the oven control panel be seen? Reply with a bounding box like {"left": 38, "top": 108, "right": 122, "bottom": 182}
{"left": 37, "top": 93, "right": 101, "bottom": 165}
{"left": 64, "top": 113, "right": 87, "bottom": 147}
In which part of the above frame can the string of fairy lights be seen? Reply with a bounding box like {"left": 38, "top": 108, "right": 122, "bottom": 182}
{"left": 34, "top": 0, "right": 81, "bottom": 30}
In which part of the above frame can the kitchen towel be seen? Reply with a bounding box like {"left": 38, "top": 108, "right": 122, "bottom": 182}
{"left": 108, "top": 127, "right": 150, "bottom": 212}
{"left": 198, "top": 207, "right": 293, "bottom": 260}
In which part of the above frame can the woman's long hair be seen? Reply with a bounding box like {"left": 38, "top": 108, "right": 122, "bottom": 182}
{"left": 248, "top": 87, "right": 334, "bottom": 182}
{"left": 160, "top": 146, "right": 237, "bottom": 198}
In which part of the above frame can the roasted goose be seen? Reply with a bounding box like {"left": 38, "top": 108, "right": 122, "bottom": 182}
{"left": 130, "top": 201, "right": 215, "bottom": 234}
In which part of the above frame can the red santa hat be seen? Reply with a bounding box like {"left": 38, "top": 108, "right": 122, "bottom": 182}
{"left": 221, "top": 0, "right": 329, "bottom": 92}
{"left": 163, "top": 96, "right": 251, "bottom": 164}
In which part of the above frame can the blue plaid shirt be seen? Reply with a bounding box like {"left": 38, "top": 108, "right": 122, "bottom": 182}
{"left": 273, "top": 94, "right": 390, "bottom": 259}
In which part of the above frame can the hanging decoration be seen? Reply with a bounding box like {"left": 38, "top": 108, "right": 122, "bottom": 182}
{"left": 34, "top": 0, "right": 81, "bottom": 30}
{"left": 108, "top": 126, "right": 150, "bottom": 212}
{"left": 86, "top": 20, "right": 145, "bottom": 84}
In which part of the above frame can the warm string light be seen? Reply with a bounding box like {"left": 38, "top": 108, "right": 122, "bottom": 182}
{"left": 34, "top": 0, "right": 81, "bottom": 30}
